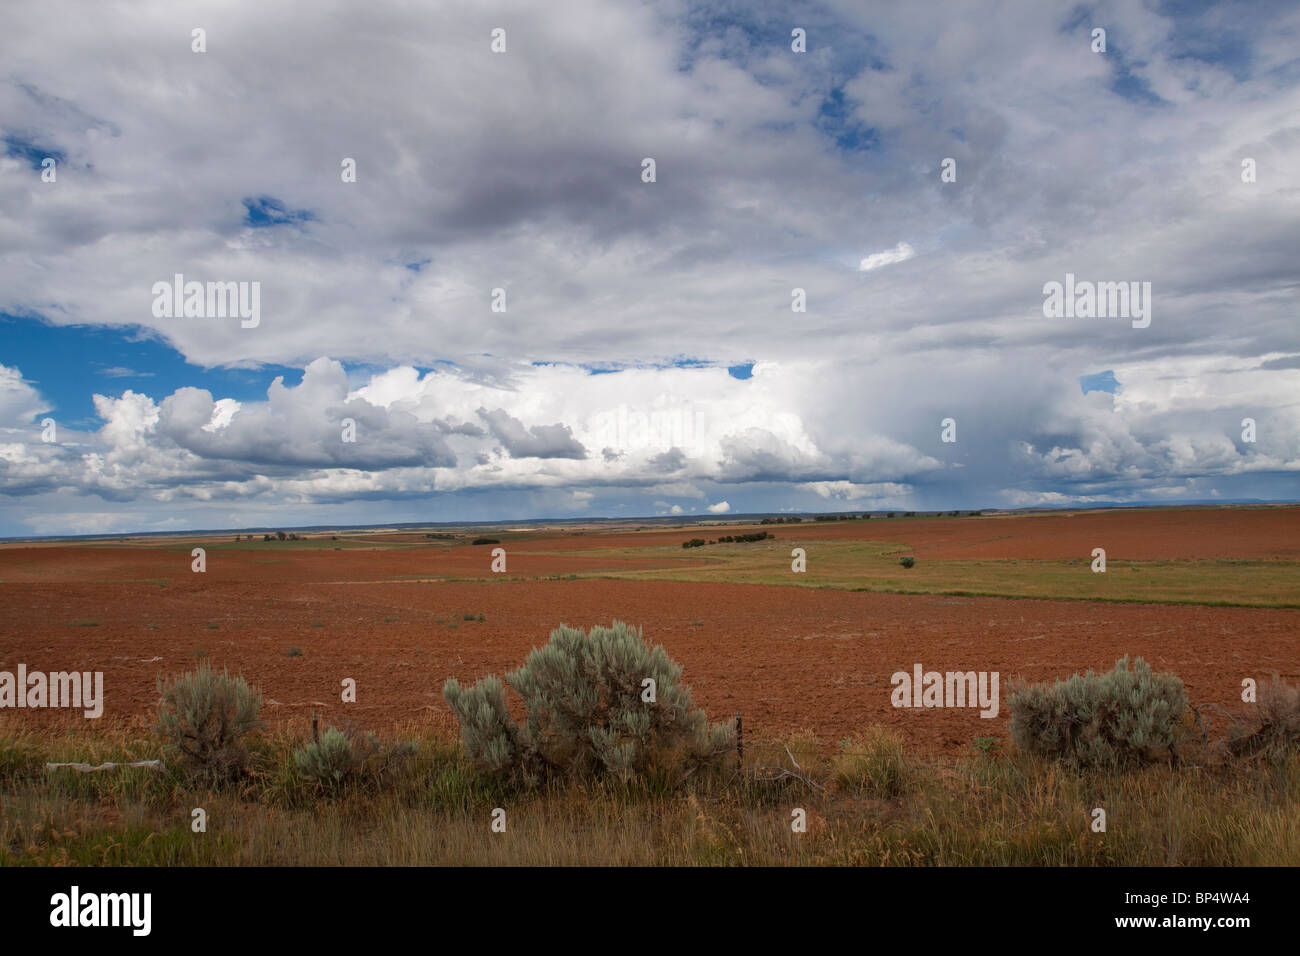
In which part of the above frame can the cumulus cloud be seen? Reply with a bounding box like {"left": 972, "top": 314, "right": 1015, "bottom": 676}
{"left": 802, "top": 480, "right": 913, "bottom": 502}
{"left": 158, "top": 358, "right": 456, "bottom": 469}
{"left": 1, "top": 0, "right": 1298, "bottom": 534}
{"left": 477, "top": 407, "right": 588, "bottom": 460}
{"left": 0, "top": 365, "right": 49, "bottom": 427}
{"left": 707, "top": 501, "right": 731, "bottom": 514}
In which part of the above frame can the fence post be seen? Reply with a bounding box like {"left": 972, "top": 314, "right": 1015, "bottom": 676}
{"left": 735, "top": 712, "right": 743, "bottom": 763}
{"left": 311, "top": 710, "right": 319, "bottom": 745}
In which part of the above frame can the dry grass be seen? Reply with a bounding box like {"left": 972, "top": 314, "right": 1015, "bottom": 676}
{"left": 2, "top": 720, "right": 1297, "bottom": 866}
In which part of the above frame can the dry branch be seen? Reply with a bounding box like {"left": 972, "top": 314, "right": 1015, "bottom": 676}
{"left": 752, "top": 744, "right": 827, "bottom": 793}
{"left": 46, "top": 760, "right": 164, "bottom": 773}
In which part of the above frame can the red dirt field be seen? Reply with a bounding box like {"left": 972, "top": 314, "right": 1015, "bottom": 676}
{"left": 3, "top": 505, "right": 1297, "bottom": 584}
{"left": 0, "top": 540, "right": 700, "bottom": 584}
{"left": 2, "top": 506, "right": 1299, "bottom": 755}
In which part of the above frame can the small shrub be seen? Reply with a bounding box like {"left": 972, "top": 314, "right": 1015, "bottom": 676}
{"left": 286, "top": 646, "right": 304, "bottom": 657}
{"left": 1007, "top": 656, "right": 1189, "bottom": 769}
{"left": 291, "top": 724, "right": 415, "bottom": 793}
{"left": 443, "top": 621, "right": 733, "bottom": 787}
{"left": 899, "top": 556, "right": 916, "bottom": 569}
{"left": 832, "top": 727, "right": 910, "bottom": 797}
{"left": 296, "top": 724, "right": 414, "bottom": 796}
{"left": 442, "top": 675, "right": 520, "bottom": 777}
{"left": 154, "top": 663, "right": 263, "bottom": 780}
{"left": 1226, "top": 676, "right": 1300, "bottom": 763}
{"left": 295, "top": 727, "right": 365, "bottom": 791}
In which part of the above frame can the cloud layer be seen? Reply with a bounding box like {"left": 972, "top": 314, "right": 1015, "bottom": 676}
{"left": 1, "top": 0, "right": 1298, "bottom": 533}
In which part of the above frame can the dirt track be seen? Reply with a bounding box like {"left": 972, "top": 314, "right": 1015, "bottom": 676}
{"left": 3, "top": 507, "right": 1299, "bottom": 754}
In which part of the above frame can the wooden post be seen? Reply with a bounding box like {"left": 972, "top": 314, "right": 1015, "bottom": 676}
{"left": 735, "top": 712, "right": 743, "bottom": 763}
{"left": 311, "top": 710, "right": 319, "bottom": 744}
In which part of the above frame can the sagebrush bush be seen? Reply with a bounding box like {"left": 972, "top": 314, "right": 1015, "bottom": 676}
{"left": 443, "top": 621, "right": 733, "bottom": 786}
{"left": 1007, "top": 656, "right": 1189, "bottom": 769}
{"left": 899, "top": 556, "right": 915, "bottom": 569}
{"left": 832, "top": 727, "right": 910, "bottom": 797}
{"left": 295, "top": 727, "right": 371, "bottom": 790}
{"left": 1227, "top": 676, "right": 1300, "bottom": 763}
{"left": 154, "top": 663, "right": 263, "bottom": 780}
{"left": 293, "top": 724, "right": 416, "bottom": 794}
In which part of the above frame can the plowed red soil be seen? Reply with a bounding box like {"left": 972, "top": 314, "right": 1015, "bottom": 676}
{"left": 2, "top": 507, "right": 1297, "bottom": 755}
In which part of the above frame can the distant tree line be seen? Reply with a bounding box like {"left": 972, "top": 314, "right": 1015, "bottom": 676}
{"left": 683, "top": 531, "right": 772, "bottom": 548}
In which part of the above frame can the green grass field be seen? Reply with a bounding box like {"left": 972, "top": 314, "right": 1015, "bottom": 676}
{"left": 559, "top": 539, "right": 1300, "bottom": 608}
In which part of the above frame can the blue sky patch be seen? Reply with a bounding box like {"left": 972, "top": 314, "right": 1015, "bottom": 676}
{"left": 242, "top": 195, "right": 316, "bottom": 228}
{"left": 0, "top": 314, "right": 305, "bottom": 427}
{"left": 1080, "top": 370, "right": 1120, "bottom": 394}
{"left": 3, "top": 134, "right": 66, "bottom": 170}
{"left": 817, "top": 87, "right": 878, "bottom": 153}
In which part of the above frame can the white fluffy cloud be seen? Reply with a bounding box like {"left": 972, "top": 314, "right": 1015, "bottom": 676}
{"left": 859, "top": 241, "right": 916, "bottom": 272}
{"left": 0, "top": 365, "right": 48, "bottom": 428}
{"left": 1, "top": 0, "right": 1298, "bottom": 534}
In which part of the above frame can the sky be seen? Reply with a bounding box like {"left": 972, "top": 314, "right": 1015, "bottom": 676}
{"left": 1, "top": 0, "right": 1297, "bottom": 536}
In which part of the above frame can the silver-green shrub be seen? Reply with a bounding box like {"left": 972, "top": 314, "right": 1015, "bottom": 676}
{"left": 1008, "top": 656, "right": 1189, "bottom": 768}
{"left": 441, "top": 675, "right": 523, "bottom": 776}
{"left": 154, "top": 662, "right": 263, "bottom": 779}
{"left": 443, "top": 621, "right": 733, "bottom": 785}
{"left": 294, "top": 726, "right": 381, "bottom": 791}
{"left": 298, "top": 724, "right": 416, "bottom": 795}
